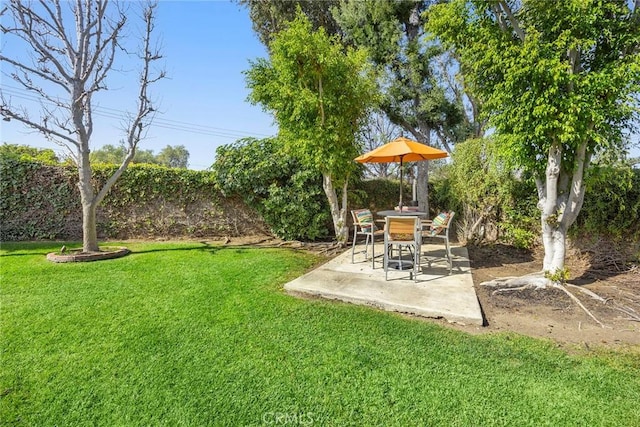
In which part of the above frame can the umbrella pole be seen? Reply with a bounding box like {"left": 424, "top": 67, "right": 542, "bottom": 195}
{"left": 399, "top": 157, "right": 403, "bottom": 210}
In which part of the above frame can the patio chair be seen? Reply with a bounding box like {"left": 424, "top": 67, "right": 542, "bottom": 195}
{"left": 383, "top": 216, "right": 422, "bottom": 282}
{"left": 350, "top": 209, "right": 384, "bottom": 268}
{"left": 421, "top": 211, "right": 455, "bottom": 274}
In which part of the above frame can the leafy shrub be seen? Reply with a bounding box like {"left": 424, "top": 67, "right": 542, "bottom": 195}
{"left": 262, "top": 169, "right": 330, "bottom": 240}
{"left": 440, "top": 138, "right": 539, "bottom": 246}
{"left": 349, "top": 178, "right": 404, "bottom": 214}
{"left": 213, "top": 137, "right": 330, "bottom": 240}
{"left": 574, "top": 162, "right": 640, "bottom": 240}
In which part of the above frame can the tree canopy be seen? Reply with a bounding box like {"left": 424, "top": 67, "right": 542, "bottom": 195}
{"left": 428, "top": 0, "right": 640, "bottom": 173}
{"left": 334, "top": 0, "right": 469, "bottom": 214}
{"left": 335, "top": 0, "right": 469, "bottom": 152}
{"left": 237, "top": 0, "right": 341, "bottom": 48}
{"left": 245, "top": 10, "right": 376, "bottom": 242}
{"left": 90, "top": 143, "right": 190, "bottom": 168}
{"left": 428, "top": 0, "right": 640, "bottom": 277}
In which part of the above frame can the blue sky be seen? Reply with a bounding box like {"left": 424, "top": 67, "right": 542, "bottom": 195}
{"left": 1, "top": 1, "right": 276, "bottom": 170}
{"left": 1, "top": 1, "right": 638, "bottom": 168}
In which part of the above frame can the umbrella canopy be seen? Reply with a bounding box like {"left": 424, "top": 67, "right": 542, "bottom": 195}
{"left": 355, "top": 136, "right": 449, "bottom": 209}
{"left": 354, "top": 136, "right": 448, "bottom": 163}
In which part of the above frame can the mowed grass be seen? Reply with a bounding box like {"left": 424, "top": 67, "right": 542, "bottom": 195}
{"left": 1, "top": 242, "right": 639, "bottom": 426}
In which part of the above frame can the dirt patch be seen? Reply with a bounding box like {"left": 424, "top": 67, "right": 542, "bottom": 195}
{"left": 461, "top": 244, "right": 640, "bottom": 350}
{"left": 47, "top": 246, "right": 130, "bottom": 262}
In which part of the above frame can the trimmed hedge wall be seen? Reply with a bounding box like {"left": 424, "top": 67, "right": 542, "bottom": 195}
{"left": 0, "top": 156, "right": 437, "bottom": 241}
{"left": 0, "top": 159, "right": 268, "bottom": 241}
{"left": 3, "top": 156, "right": 637, "bottom": 256}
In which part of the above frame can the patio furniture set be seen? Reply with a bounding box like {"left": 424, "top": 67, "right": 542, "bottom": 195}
{"left": 352, "top": 135, "right": 453, "bottom": 282}
{"left": 350, "top": 208, "right": 455, "bottom": 282}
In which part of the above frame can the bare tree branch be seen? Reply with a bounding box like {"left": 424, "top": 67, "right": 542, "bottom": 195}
{"left": 488, "top": 1, "right": 525, "bottom": 42}
{"left": 497, "top": 0, "right": 525, "bottom": 42}
{"left": 0, "top": 0, "right": 164, "bottom": 252}
{"left": 0, "top": 103, "right": 77, "bottom": 146}
{"left": 434, "top": 128, "right": 454, "bottom": 154}
{"left": 0, "top": 55, "right": 68, "bottom": 91}
{"left": 95, "top": 1, "right": 163, "bottom": 207}
{"left": 8, "top": 1, "right": 74, "bottom": 84}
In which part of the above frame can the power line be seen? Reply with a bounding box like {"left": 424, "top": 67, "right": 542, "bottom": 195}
{"left": 1, "top": 85, "right": 274, "bottom": 140}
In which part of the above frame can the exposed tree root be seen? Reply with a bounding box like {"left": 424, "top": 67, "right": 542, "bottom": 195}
{"left": 565, "top": 283, "right": 610, "bottom": 303}
{"left": 555, "top": 284, "right": 606, "bottom": 328}
{"left": 492, "top": 285, "right": 534, "bottom": 294}
{"left": 480, "top": 271, "right": 550, "bottom": 290}
{"left": 480, "top": 274, "right": 607, "bottom": 328}
{"left": 613, "top": 303, "right": 640, "bottom": 322}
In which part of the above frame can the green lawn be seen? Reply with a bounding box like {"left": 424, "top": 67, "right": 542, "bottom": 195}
{"left": 1, "top": 241, "right": 639, "bottom": 426}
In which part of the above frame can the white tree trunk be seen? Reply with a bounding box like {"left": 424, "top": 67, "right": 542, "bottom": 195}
{"left": 541, "top": 223, "right": 567, "bottom": 273}
{"left": 537, "top": 141, "right": 589, "bottom": 277}
{"left": 322, "top": 173, "right": 349, "bottom": 245}
{"left": 77, "top": 143, "right": 99, "bottom": 252}
{"left": 538, "top": 143, "right": 564, "bottom": 274}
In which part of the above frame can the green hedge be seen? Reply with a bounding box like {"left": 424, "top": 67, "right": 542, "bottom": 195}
{"left": 5, "top": 155, "right": 635, "bottom": 250}
{"left": 0, "top": 157, "right": 406, "bottom": 242}
{"left": 0, "top": 158, "right": 267, "bottom": 241}
{"left": 0, "top": 158, "right": 78, "bottom": 240}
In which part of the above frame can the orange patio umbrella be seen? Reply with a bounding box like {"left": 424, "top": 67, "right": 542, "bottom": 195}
{"left": 355, "top": 136, "right": 448, "bottom": 209}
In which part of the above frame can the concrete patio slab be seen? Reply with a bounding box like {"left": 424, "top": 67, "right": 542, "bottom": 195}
{"left": 284, "top": 243, "right": 484, "bottom": 325}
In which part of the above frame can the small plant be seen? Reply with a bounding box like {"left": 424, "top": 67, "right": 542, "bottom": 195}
{"left": 544, "top": 267, "right": 570, "bottom": 284}
{"left": 501, "top": 223, "right": 537, "bottom": 249}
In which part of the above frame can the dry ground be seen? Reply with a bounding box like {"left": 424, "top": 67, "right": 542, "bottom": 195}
{"left": 464, "top": 244, "right": 640, "bottom": 350}
{"left": 221, "top": 236, "right": 640, "bottom": 350}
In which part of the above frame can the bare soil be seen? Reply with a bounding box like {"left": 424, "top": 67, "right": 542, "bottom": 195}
{"left": 46, "top": 246, "right": 130, "bottom": 263}
{"left": 219, "top": 236, "right": 640, "bottom": 350}
{"left": 463, "top": 244, "right": 640, "bottom": 350}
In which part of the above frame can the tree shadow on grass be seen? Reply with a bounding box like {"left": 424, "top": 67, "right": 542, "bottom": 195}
{"left": 1, "top": 240, "right": 299, "bottom": 259}
{"left": 0, "top": 241, "right": 68, "bottom": 257}
{"left": 0, "top": 241, "right": 226, "bottom": 257}
{"left": 129, "top": 241, "right": 280, "bottom": 256}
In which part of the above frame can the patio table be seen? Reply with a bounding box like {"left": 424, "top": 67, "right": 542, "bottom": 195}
{"left": 376, "top": 210, "right": 428, "bottom": 218}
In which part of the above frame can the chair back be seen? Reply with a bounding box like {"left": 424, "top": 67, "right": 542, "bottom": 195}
{"left": 385, "top": 216, "right": 421, "bottom": 242}
{"left": 351, "top": 209, "right": 375, "bottom": 233}
{"left": 429, "top": 211, "right": 455, "bottom": 236}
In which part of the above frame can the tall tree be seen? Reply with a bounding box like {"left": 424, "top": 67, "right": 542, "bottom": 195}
{"left": 359, "top": 111, "right": 403, "bottom": 179}
{"left": 428, "top": 0, "right": 640, "bottom": 283}
{"left": 90, "top": 142, "right": 189, "bottom": 167}
{"left": 0, "top": 0, "right": 164, "bottom": 252}
{"left": 90, "top": 143, "right": 131, "bottom": 165}
{"left": 245, "top": 11, "right": 375, "bottom": 244}
{"left": 237, "top": 0, "right": 341, "bottom": 48}
{"left": 156, "top": 145, "right": 189, "bottom": 169}
{"left": 334, "top": 0, "right": 467, "bottom": 213}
